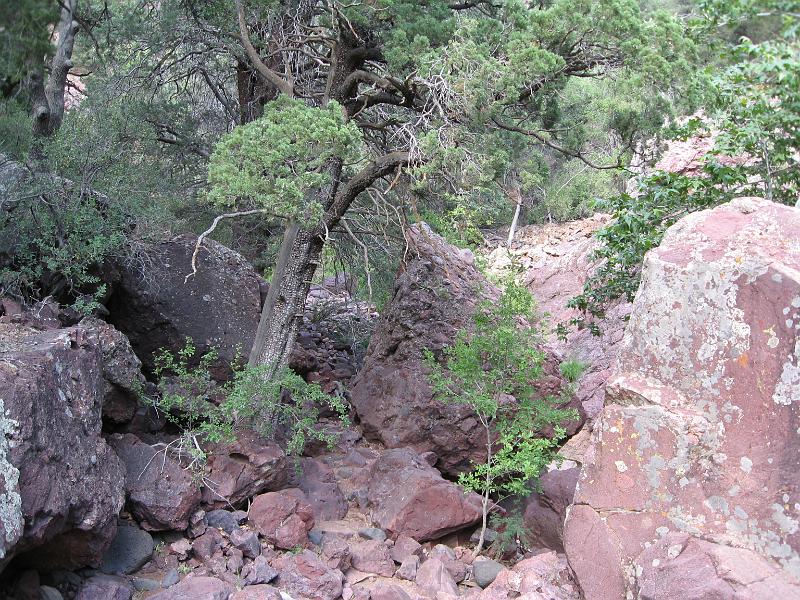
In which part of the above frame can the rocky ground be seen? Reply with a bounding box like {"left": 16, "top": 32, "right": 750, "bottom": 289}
{"left": 1, "top": 198, "right": 799, "bottom": 599}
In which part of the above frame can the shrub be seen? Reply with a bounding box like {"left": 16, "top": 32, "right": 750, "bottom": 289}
{"left": 425, "top": 281, "right": 582, "bottom": 556}
{"left": 150, "top": 339, "right": 349, "bottom": 475}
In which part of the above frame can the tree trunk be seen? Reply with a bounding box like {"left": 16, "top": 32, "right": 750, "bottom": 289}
{"left": 32, "top": 0, "right": 78, "bottom": 139}
{"left": 507, "top": 186, "right": 522, "bottom": 247}
{"left": 248, "top": 224, "right": 324, "bottom": 374}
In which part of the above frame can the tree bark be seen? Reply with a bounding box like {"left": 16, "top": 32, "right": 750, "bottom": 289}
{"left": 32, "top": 0, "right": 78, "bottom": 139}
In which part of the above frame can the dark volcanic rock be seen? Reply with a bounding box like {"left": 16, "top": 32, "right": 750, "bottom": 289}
{"left": 0, "top": 321, "right": 126, "bottom": 570}
{"left": 350, "top": 224, "right": 583, "bottom": 476}
{"left": 99, "top": 523, "right": 154, "bottom": 575}
{"left": 106, "top": 234, "right": 263, "bottom": 379}
{"left": 108, "top": 433, "right": 201, "bottom": 531}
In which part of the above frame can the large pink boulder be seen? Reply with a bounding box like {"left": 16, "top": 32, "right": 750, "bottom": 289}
{"left": 367, "top": 448, "right": 482, "bottom": 542}
{"left": 248, "top": 490, "right": 314, "bottom": 550}
{"left": 563, "top": 198, "right": 800, "bottom": 598}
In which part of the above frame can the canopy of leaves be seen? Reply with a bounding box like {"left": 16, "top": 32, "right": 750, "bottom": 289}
{"left": 207, "top": 98, "right": 363, "bottom": 223}
{"left": 570, "top": 2, "right": 800, "bottom": 325}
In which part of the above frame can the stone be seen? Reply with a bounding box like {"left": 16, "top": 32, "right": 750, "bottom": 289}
{"left": 146, "top": 576, "right": 234, "bottom": 600}
{"left": 637, "top": 533, "right": 800, "bottom": 599}
{"left": 201, "top": 431, "right": 288, "bottom": 509}
{"left": 162, "top": 569, "right": 180, "bottom": 588}
{"left": 395, "top": 555, "right": 419, "bottom": 581}
{"left": 205, "top": 510, "right": 239, "bottom": 534}
{"left": 229, "top": 527, "right": 260, "bottom": 559}
{"left": 106, "top": 234, "right": 264, "bottom": 380}
{"left": 249, "top": 491, "right": 315, "bottom": 550}
{"left": 242, "top": 555, "right": 279, "bottom": 586}
{"left": 351, "top": 224, "right": 584, "bottom": 476}
{"left": 390, "top": 535, "right": 423, "bottom": 563}
{"left": 370, "top": 584, "right": 412, "bottom": 600}
{"left": 39, "top": 587, "right": 64, "bottom": 600}
{"left": 473, "top": 559, "right": 504, "bottom": 589}
{"left": 82, "top": 316, "right": 146, "bottom": 425}
{"left": 108, "top": 433, "right": 201, "bottom": 531}
{"left": 132, "top": 577, "right": 161, "bottom": 591}
{"left": 367, "top": 448, "right": 482, "bottom": 541}
{"left": 0, "top": 321, "right": 126, "bottom": 569}
{"left": 308, "top": 529, "right": 324, "bottom": 546}
{"left": 13, "top": 569, "right": 40, "bottom": 600}
{"left": 169, "top": 538, "right": 192, "bottom": 560}
{"left": 520, "top": 462, "right": 579, "bottom": 551}
{"left": 272, "top": 549, "right": 344, "bottom": 600}
{"left": 429, "top": 544, "right": 467, "bottom": 582}
{"left": 563, "top": 198, "right": 800, "bottom": 599}
{"left": 229, "top": 585, "right": 282, "bottom": 600}
{"left": 479, "top": 551, "right": 578, "bottom": 600}
{"left": 416, "top": 558, "right": 458, "bottom": 597}
{"left": 76, "top": 574, "right": 134, "bottom": 600}
{"left": 358, "top": 527, "right": 387, "bottom": 542}
{"left": 99, "top": 523, "right": 154, "bottom": 575}
{"left": 349, "top": 540, "right": 395, "bottom": 576}
{"left": 321, "top": 535, "right": 351, "bottom": 571}
{"left": 192, "top": 529, "right": 225, "bottom": 561}
{"left": 292, "top": 457, "right": 348, "bottom": 520}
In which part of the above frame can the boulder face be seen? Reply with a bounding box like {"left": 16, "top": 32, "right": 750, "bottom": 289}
{"left": 564, "top": 198, "right": 800, "bottom": 599}
{"left": 351, "top": 224, "right": 581, "bottom": 476}
{"left": 0, "top": 321, "right": 126, "bottom": 570}
{"left": 367, "top": 448, "right": 483, "bottom": 542}
{"left": 106, "top": 234, "right": 264, "bottom": 378}
{"left": 108, "top": 433, "right": 201, "bottom": 531}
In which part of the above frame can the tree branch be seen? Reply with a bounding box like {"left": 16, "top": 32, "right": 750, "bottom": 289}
{"left": 186, "top": 209, "right": 273, "bottom": 282}
{"left": 234, "top": 0, "right": 294, "bottom": 97}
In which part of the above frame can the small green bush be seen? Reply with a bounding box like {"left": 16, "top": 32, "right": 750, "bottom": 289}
{"left": 425, "top": 281, "right": 581, "bottom": 556}
{"left": 150, "top": 339, "right": 350, "bottom": 474}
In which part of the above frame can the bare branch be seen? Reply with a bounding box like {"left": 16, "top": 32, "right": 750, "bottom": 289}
{"left": 234, "top": 0, "right": 294, "bottom": 97}
{"left": 186, "top": 209, "right": 274, "bottom": 282}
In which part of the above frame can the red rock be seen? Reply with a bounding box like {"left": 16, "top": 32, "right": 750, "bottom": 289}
{"left": 76, "top": 574, "right": 134, "bottom": 600}
{"left": 351, "top": 224, "right": 583, "bottom": 477}
{"left": 273, "top": 549, "right": 344, "bottom": 600}
{"left": 249, "top": 491, "right": 314, "bottom": 550}
{"left": 147, "top": 576, "right": 234, "bottom": 600}
{"left": 637, "top": 533, "right": 800, "bottom": 599}
{"left": 0, "top": 321, "right": 126, "bottom": 569}
{"left": 367, "top": 448, "right": 482, "bottom": 542}
{"left": 229, "top": 585, "right": 281, "bottom": 600}
{"left": 415, "top": 557, "right": 458, "bottom": 597}
{"left": 321, "top": 535, "right": 352, "bottom": 571}
{"left": 192, "top": 529, "right": 225, "bottom": 562}
{"left": 391, "top": 535, "right": 423, "bottom": 563}
{"left": 563, "top": 199, "right": 800, "bottom": 598}
{"left": 349, "top": 540, "right": 395, "bottom": 576}
{"left": 202, "top": 430, "right": 288, "bottom": 509}
{"left": 292, "top": 457, "right": 348, "bottom": 520}
{"left": 370, "top": 584, "right": 412, "bottom": 600}
{"left": 521, "top": 463, "right": 579, "bottom": 551}
{"left": 479, "top": 551, "right": 577, "bottom": 600}
{"left": 108, "top": 433, "right": 201, "bottom": 531}
{"left": 485, "top": 214, "right": 631, "bottom": 419}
